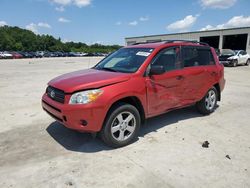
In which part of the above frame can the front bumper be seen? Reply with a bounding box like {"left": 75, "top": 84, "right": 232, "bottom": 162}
{"left": 42, "top": 93, "right": 106, "bottom": 132}
{"left": 219, "top": 60, "right": 233, "bottom": 66}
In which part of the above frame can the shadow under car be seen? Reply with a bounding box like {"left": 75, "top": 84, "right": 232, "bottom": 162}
{"left": 46, "top": 105, "right": 215, "bottom": 152}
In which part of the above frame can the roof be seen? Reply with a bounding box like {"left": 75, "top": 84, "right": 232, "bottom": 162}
{"left": 125, "top": 27, "right": 250, "bottom": 40}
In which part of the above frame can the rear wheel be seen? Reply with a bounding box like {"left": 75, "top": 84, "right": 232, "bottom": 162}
{"left": 245, "top": 59, "right": 250, "bottom": 66}
{"left": 100, "top": 103, "right": 141, "bottom": 148}
{"left": 196, "top": 87, "right": 218, "bottom": 115}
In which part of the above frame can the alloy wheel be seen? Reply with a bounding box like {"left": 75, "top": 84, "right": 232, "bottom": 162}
{"left": 205, "top": 90, "right": 216, "bottom": 110}
{"left": 246, "top": 59, "right": 250, "bottom": 66}
{"left": 233, "top": 60, "right": 237, "bottom": 67}
{"left": 111, "top": 111, "right": 136, "bottom": 142}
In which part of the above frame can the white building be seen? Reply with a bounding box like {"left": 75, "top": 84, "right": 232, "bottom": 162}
{"left": 125, "top": 27, "right": 250, "bottom": 53}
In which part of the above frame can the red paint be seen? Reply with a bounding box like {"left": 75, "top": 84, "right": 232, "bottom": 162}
{"left": 10, "top": 52, "right": 23, "bottom": 59}
{"left": 42, "top": 42, "right": 225, "bottom": 132}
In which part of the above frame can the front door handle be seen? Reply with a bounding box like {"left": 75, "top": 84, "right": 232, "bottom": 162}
{"left": 176, "top": 75, "right": 184, "bottom": 80}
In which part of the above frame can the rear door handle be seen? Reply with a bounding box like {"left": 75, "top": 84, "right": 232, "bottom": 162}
{"left": 211, "top": 72, "right": 217, "bottom": 76}
{"left": 176, "top": 75, "right": 184, "bottom": 80}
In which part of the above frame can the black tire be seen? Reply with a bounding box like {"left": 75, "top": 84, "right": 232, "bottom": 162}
{"left": 196, "top": 87, "right": 218, "bottom": 115}
{"left": 100, "top": 103, "right": 141, "bottom": 148}
{"left": 232, "top": 60, "right": 238, "bottom": 67}
{"left": 245, "top": 59, "right": 250, "bottom": 66}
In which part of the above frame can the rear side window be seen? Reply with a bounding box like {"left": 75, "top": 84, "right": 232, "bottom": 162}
{"left": 182, "top": 47, "right": 198, "bottom": 67}
{"left": 182, "top": 47, "right": 215, "bottom": 67}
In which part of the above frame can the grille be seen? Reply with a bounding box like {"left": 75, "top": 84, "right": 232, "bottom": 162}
{"left": 46, "top": 86, "right": 65, "bottom": 103}
{"left": 219, "top": 55, "right": 231, "bottom": 61}
{"left": 43, "top": 107, "right": 63, "bottom": 122}
{"left": 219, "top": 57, "right": 228, "bottom": 61}
{"left": 42, "top": 100, "right": 61, "bottom": 112}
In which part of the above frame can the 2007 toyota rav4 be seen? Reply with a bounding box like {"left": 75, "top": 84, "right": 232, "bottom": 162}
{"left": 42, "top": 40, "right": 225, "bottom": 147}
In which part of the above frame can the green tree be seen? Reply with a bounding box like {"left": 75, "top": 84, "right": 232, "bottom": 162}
{"left": 0, "top": 25, "right": 122, "bottom": 52}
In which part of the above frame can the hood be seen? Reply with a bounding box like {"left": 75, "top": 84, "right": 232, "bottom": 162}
{"left": 227, "top": 55, "right": 238, "bottom": 60}
{"left": 219, "top": 54, "right": 234, "bottom": 60}
{"left": 48, "top": 69, "right": 131, "bottom": 93}
{"left": 219, "top": 54, "right": 234, "bottom": 58}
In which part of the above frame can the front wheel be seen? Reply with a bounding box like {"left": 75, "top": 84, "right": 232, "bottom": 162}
{"left": 245, "top": 59, "right": 250, "bottom": 66}
{"left": 100, "top": 103, "right": 141, "bottom": 148}
{"left": 232, "top": 60, "right": 238, "bottom": 67}
{"left": 196, "top": 87, "right": 218, "bottom": 115}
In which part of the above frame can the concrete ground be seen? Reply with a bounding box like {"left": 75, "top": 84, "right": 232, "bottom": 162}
{"left": 0, "top": 57, "right": 249, "bottom": 188}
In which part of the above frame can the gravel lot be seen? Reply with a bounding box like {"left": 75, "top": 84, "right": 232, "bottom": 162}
{"left": 0, "top": 57, "right": 250, "bottom": 188}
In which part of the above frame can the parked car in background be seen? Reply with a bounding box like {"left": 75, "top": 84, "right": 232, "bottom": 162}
{"left": 101, "top": 53, "right": 109, "bottom": 57}
{"left": 53, "top": 52, "right": 64, "bottom": 57}
{"left": 219, "top": 49, "right": 235, "bottom": 65}
{"left": 17, "top": 51, "right": 34, "bottom": 58}
{"left": 67, "top": 52, "right": 78, "bottom": 57}
{"left": 231, "top": 50, "right": 250, "bottom": 66}
{"left": 62, "top": 52, "right": 70, "bottom": 57}
{"left": 76, "top": 52, "right": 87, "bottom": 57}
{"left": 84, "top": 52, "right": 95, "bottom": 56}
{"left": 36, "top": 51, "right": 45, "bottom": 57}
{"left": 0, "top": 51, "right": 13, "bottom": 59}
{"left": 0, "top": 50, "right": 115, "bottom": 59}
{"left": 93, "top": 52, "right": 105, "bottom": 56}
{"left": 43, "top": 52, "right": 56, "bottom": 58}
{"left": 28, "top": 52, "right": 41, "bottom": 58}
{"left": 10, "top": 52, "right": 23, "bottom": 59}
{"left": 219, "top": 49, "right": 250, "bottom": 67}
{"left": 0, "top": 52, "right": 4, "bottom": 59}
{"left": 42, "top": 40, "right": 225, "bottom": 147}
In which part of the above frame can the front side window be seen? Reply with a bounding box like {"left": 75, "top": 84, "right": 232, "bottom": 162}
{"left": 239, "top": 51, "right": 244, "bottom": 55}
{"left": 234, "top": 50, "right": 240, "bottom": 55}
{"left": 94, "top": 48, "right": 154, "bottom": 73}
{"left": 241, "top": 51, "right": 247, "bottom": 55}
{"left": 151, "top": 47, "right": 181, "bottom": 72}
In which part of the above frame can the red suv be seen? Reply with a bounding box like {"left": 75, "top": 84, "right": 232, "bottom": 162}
{"left": 42, "top": 40, "right": 225, "bottom": 147}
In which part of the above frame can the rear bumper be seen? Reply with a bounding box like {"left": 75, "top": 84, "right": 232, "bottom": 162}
{"left": 219, "top": 77, "right": 226, "bottom": 92}
{"left": 42, "top": 94, "right": 106, "bottom": 132}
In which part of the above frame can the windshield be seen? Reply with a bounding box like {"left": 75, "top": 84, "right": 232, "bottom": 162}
{"left": 220, "top": 49, "right": 235, "bottom": 56}
{"left": 234, "top": 50, "right": 240, "bottom": 55}
{"left": 94, "top": 48, "right": 154, "bottom": 73}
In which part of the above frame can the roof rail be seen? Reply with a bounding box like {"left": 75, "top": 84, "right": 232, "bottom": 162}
{"left": 132, "top": 40, "right": 209, "bottom": 46}
{"left": 131, "top": 41, "right": 152, "bottom": 45}
{"left": 164, "top": 40, "right": 209, "bottom": 46}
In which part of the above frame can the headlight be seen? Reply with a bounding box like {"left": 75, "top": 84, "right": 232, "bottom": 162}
{"left": 69, "top": 89, "right": 103, "bottom": 104}
{"left": 228, "top": 56, "right": 236, "bottom": 60}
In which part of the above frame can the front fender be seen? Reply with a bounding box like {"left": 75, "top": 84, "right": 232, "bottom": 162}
{"left": 100, "top": 77, "right": 147, "bottom": 118}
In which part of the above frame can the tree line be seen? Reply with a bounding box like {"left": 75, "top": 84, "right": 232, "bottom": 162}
{"left": 0, "top": 26, "right": 122, "bottom": 53}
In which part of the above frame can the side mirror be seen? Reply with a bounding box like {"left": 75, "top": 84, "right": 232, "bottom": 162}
{"left": 149, "top": 65, "right": 165, "bottom": 75}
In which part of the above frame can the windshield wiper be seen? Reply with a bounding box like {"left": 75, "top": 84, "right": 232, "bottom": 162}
{"left": 98, "top": 67, "right": 118, "bottom": 72}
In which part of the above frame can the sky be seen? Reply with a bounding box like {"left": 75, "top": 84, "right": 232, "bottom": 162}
{"left": 0, "top": 0, "right": 250, "bottom": 45}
